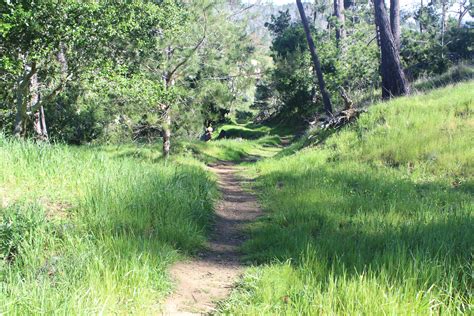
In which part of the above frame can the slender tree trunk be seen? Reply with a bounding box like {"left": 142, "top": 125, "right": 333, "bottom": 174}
{"left": 40, "top": 105, "right": 48, "bottom": 139}
{"left": 28, "top": 70, "right": 50, "bottom": 141}
{"left": 162, "top": 108, "right": 171, "bottom": 158}
{"left": 162, "top": 45, "right": 172, "bottom": 159}
{"left": 373, "top": 0, "right": 410, "bottom": 98}
{"left": 334, "top": 0, "right": 346, "bottom": 48}
{"left": 419, "top": 0, "right": 424, "bottom": 33}
{"left": 390, "top": 0, "right": 401, "bottom": 50}
{"left": 30, "top": 72, "right": 44, "bottom": 139}
{"left": 441, "top": 0, "right": 447, "bottom": 58}
{"left": 296, "top": 0, "right": 333, "bottom": 115}
{"left": 14, "top": 78, "right": 27, "bottom": 138}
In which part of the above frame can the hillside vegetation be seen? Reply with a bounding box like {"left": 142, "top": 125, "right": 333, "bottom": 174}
{"left": 1, "top": 81, "right": 472, "bottom": 314}
{"left": 1, "top": 0, "right": 473, "bottom": 314}
{"left": 0, "top": 140, "right": 217, "bottom": 314}
{"left": 220, "top": 82, "right": 474, "bottom": 314}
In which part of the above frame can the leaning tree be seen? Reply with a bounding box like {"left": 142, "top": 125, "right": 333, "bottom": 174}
{"left": 296, "top": 0, "right": 333, "bottom": 115}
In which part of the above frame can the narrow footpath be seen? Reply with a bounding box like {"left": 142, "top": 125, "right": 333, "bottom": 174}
{"left": 163, "top": 162, "right": 262, "bottom": 315}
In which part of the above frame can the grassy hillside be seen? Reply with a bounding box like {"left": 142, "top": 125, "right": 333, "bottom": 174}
{"left": 220, "top": 82, "right": 474, "bottom": 314}
{"left": 0, "top": 139, "right": 217, "bottom": 314}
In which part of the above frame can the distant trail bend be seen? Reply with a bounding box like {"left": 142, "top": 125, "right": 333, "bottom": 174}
{"left": 163, "top": 162, "right": 262, "bottom": 315}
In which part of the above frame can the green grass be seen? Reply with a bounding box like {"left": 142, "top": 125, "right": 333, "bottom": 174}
{"left": 90, "top": 122, "right": 284, "bottom": 165}
{"left": 213, "top": 121, "right": 297, "bottom": 140}
{"left": 182, "top": 136, "right": 281, "bottom": 163}
{"left": 219, "top": 82, "right": 474, "bottom": 315}
{"left": 1, "top": 81, "right": 472, "bottom": 314}
{"left": 0, "top": 138, "right": 217, "bottom": 314}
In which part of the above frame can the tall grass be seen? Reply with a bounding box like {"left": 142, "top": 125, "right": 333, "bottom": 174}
{"left": 220, "top": 82, "right": 474, "bottom": 314}
{"left": 0, "top": 138, "right": 217, "bottom": 314}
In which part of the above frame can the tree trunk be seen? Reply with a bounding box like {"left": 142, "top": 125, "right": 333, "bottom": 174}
{"left": 28, "top": 70, "right": 50, "bottom": 141}
{"left": 390, "top": 0, "right": 401, "bottom": 50}
{"left": 40, "top": 105, "right": 48, "bottom": 139}
{"left": 14, "top": 85, "right": 27, "bottom": 138}
{"left": 296, "top": 0, "right": 333, "bottom": 115}
{"left": 13, "top": 62, "right": 37, "bottom": 138}
{"left": 334, "top": 0, "right": 346, "bottom": 48}
{"left": 419, "top": 0, "right": 424, "bottom": 33}
{"left": 57, "top": 43, "right": 68, "bottom": 77}
{"left": 373, "top": 0, "right": 410, "bottom": 99}
{"left": 441, "top": 0, "right": 447, "bottom": 58}
{"left": 30, "top": 72, "right": 44, "bottom": 139}
{"left": 162, "top": 109, "right": 171, "bottom": 158}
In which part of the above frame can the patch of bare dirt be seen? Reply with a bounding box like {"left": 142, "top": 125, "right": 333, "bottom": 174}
{"left": 163, "top": 162, "right": 261, "bottom": 315}
{"left": 40, "top": 198, "right": 72, "bottom": 220}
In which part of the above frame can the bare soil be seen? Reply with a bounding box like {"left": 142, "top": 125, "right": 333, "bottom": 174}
{"left": 162, "top": 162, "right": 261, "bottom": 315}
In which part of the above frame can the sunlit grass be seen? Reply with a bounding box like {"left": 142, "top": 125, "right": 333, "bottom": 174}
{"left": 220, "top": 82, "right": 474, "bottom": 315}
{"left": 0, "top": 138, "right": 217, "bottom": 314}
{"left": 182, "top": 136, "right": 281, "bottom": 163}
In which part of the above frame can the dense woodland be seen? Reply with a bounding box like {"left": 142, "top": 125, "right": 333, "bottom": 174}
{"left": 0, "top": 0, "right": 473, "bottom": 314}
{"left": 1, "top": 0, "right": 472, "bottom": 148}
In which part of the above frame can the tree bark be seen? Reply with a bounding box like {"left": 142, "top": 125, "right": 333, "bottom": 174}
{"left": 373, "top": 0, "right": 410, "bottom": 99}
{"left": 296, "top": 0, "right": 333, "bottom": 115}
{"left": 390, "top": 0, "right": 401, "bottom": 50}
{"left": 162, "top": 108, "right": 171, "bottom": 158}
{"left": 57, "top": 43, "right": 68, "bottom": 77}
{"left": 334, "top": 0, "right": 346, "bottom": 48}
{"left": 419, "top": 0, "right": 424, "bottom": 33}
{"left": 13, "top": 62, "right": 37, "bottom": 138}
{"left": 441, "top": 0, "right": 447, "bottom": 58}
{"left": 30, "top": 72, "right": 44, "bottom": 139}
{"left": 40, "top": 105, "right": 48, "bottom": 139}
{"left": 14, "top": 87, "right": 27, "bottom": 138}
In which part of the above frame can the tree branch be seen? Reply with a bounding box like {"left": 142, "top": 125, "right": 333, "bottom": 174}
{"left": 19, "top": 62, "right": 37, "bottom": 92}
{"left": 166, "top": 31, "right": 207, "bottom": 84}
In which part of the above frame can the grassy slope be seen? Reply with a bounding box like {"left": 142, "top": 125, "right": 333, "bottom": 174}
{"left": 0, "top": 140, "right": 217, "bottom": 314}
{"left": 220, "top": 82, "right": 474, "bottom": 314}
{"left": 183, "top": 136, "right": 281, "bottom": 163}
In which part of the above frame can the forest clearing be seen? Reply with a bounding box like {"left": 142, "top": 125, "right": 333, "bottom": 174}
{"left": 1, "top": 0, "right": 473, "bottom": 315}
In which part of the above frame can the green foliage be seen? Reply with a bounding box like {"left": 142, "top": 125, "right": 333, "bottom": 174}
{"left": 0, "top": 1, "right": 264, "bottom": 145}
{"left": 403, "top": 2, "right": 474, "bottom": 79}
{"left": 255, "top": 1, "right": 472, "bottom": 124}
{"left": 220, "top": 82, "right": 474, "bottom": 314}
{"left": 256, "top": 5, "right": 380, "bottom": 121}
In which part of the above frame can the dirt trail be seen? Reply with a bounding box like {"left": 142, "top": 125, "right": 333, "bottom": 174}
{"left": 163, "top": 162, "right": 261, "bottom": 315}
